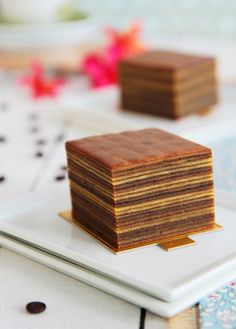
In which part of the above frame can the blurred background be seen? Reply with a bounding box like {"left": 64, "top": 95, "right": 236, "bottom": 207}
{"left": 76, "top": 0, "right": 236, "bottom": 39}
{"left": 0, "top": 0, "right": 235, "bottom": 75}
{"left": 0, "top": 0, "right": 236, "bottom": 203}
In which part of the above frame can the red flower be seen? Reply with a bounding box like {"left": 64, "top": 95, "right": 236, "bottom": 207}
{"left": 106, "top": 21, "right": 146, "bottom": 56}
{"left": 82, "top": 22, "right": 146, "bottom": 88}
{"left": 19, "top": 62, "right": 66, "bottom": 99}
{"left": 82, "top": 52, "right": 117, "bottom": 88}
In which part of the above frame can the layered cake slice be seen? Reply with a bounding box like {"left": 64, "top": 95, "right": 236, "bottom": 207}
{"left": 65, "top": 128, "right": 216, "bottom": 252}
{"left": 119, "top": 50, "right": 218, "bottom": 119}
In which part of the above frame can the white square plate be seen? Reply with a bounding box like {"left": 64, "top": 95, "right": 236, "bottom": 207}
{"left": 1, "top": 233, "right": 236, "bottom": 318}
{"left": 0, "top": 186, "right": 236, "bottom": 314}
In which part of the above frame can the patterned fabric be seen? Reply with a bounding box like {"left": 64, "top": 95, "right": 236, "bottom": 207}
{"left": 199, "top": 281, "right": 236, "bottom": 329}
{"left": 211, "top": 137, "right": 236, "bottom": 192}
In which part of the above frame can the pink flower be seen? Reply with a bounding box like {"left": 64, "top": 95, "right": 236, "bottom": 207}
{"left": 106, "top": 21, "right": 146, "bottom": 56}
{"left": 82, "top": 22, "right": 146, "bottom": 88}
{"left": 19, "top": 62, "right": 66, "bottom": 99}
{"left": 82, "top": 51, "right": 118, "bottom": 88}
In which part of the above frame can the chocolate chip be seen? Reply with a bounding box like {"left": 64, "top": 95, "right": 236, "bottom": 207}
{"left": 26, "top": 301, "right": 46, "bottom": 314}
{"left": 55, "top": 175, "right": 66, "bottom": 181}
{"left": 61, "top": 165, "right": 67, "bottom": 171}
{"left": 0, "top": 176, "right": 5, "bottom": 182}
{"left": 29, "top": 113, "right": 38, "bottom": 120}
{"left": 36, "top": 139, "right": 46, "bottom": 146}
{"left": 35, "top": 151, "right": 44, "bottom": 158}
{"left": 0, "top": 136, "right": 6, "bottom": 142}
{"left": 30, "top": 127, "right": 39, "bottom": 134}
{"left": 55, "top": 133, "right": 64, "bottom": 143}
{"left": 0, "top": 102, "right": 9, "bottom": 112}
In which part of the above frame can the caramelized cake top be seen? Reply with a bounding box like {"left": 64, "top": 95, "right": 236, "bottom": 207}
{"left": 119, "top": 50, "right": 214, "bottom": 71}
{"left": 66, "top": 128, "right": 211, "bottom": 171}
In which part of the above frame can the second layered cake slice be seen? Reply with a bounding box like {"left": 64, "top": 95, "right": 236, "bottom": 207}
{"left": 119, "top": 50, "right": 217, "bottom": 118}
{"left": 66, "top": 128, "right": 215, "bottom": 252}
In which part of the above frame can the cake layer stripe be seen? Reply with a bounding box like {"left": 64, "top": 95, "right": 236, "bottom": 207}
{"left": 68, "top": 153, "right": 212, "bottom": 180}
{"left": 69, "top": 165, "right": 213, "bottom": 192}
{"left": 73, "top": 205, "right": 214, "bottom": 250}
{"left": 68, "top": 154, "right": 212, "bottom": 181}
{"left": 70, "top": 183, "right": 214, "bottom": 215}
{"left": 122, "top": 85, "right": 217, "bottom": 105}
{"left": 70, "top": 172, "right": 213, "bottom": 200}
{"left": 70, "top": 178, "right": 213, "bottom": 207}
{"left": 74, "top": 197, "right": 214, "bottom": 232}
{"left": 122, "top": 93, "right": 217, "bottom": 118}
{"left": 120, "top": 74, "right": 216, "bottom": 94}
{"left": 67, "top": 148, "right": 211, "bottom": 177}
{"left": 119, "top": 61, "right": 215, "bottom": 82}
{"left": 71, "top": 189, "right": 214, "bottom": 230}
{"left": 117, "top": 214, "right": 215, "bottom": 247}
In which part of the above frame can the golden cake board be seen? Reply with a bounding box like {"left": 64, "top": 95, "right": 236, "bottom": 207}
{"left": 59, "top": 210, "right": 223, "bottom": 253}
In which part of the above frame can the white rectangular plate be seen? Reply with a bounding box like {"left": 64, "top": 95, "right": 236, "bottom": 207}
{"left": 0, "top": 186, "right": 236, "bottom": 305}
{"left": 1, "top": 234, "right": 236, "bottom": 318}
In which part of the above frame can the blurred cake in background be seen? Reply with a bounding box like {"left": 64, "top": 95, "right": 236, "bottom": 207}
{"left": 119, "top": 50, "right": 218, "bottom": 119}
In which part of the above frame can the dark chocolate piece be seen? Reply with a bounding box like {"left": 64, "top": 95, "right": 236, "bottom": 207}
{"left": 29, "top": 113, "right": 38, "bottom": 120}
{"left": 0, "top": 136, "right": 6, "bottom": 142}
{"left": 55, "top": 133, "right": 65, "bottom": 143}
{"left": 35, "top": 151, "right": 44, "bottom": 158}
{"left": 26, "top": 302, "right": 46, "bottom": 314}
{"left": 36, "top": 139, "right": 46, "bottom": 146}
{"left": 0, "top": 102, "right": 9, "bottom": 112}
{"left": 0, "top": 175, "right": 5, "bottom": 183}
{"left": 55, "top": 175, "right": 66, "bottom": 181}
{"left": 30, "top": 127, "right": 39, "bottom": 134}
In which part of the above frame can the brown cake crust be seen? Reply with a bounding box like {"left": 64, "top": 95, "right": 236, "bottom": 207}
{"left": 119, "top": 50, "right": 215, "bottom": 72}
{"left": 66, "top": 128, "right": 211, "bottom": 171}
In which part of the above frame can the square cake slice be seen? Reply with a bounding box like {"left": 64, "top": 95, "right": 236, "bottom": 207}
{"left": 66, "top": 128, "right": 215, "bottom": 252}
{"left": 119, "top": 50, "right": 217, "bottom": 119}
